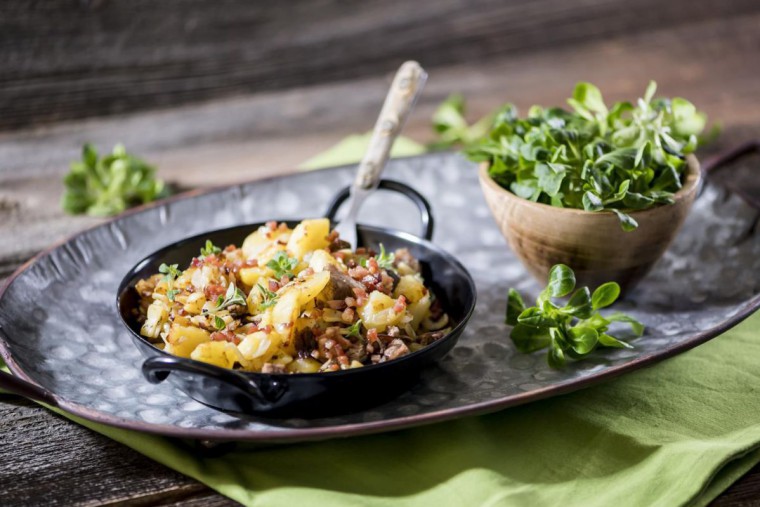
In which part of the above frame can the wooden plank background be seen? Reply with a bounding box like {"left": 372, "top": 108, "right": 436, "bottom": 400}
{"left": 0, "top": 0, "right": 758, "bottom": 129}
{"left": 1, "top": 1, "right": 760, "bottom": 505}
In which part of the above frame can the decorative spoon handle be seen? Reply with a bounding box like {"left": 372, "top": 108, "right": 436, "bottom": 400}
{"left": 334, "top": 61, "right": 427, "bottom": 247}
{"left": 353, "top": 61, "right": 428, "bottom": 191}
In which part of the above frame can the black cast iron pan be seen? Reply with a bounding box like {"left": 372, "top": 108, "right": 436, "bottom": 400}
{"left": 116, "top": 179, "right": 477, "bottom": 418}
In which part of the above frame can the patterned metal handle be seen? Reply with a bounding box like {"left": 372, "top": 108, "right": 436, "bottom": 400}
{"left": 353, "top": 61, "right": 427, "bottom": 191}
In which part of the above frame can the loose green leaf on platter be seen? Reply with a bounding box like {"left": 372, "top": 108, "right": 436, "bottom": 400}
{"left": 506, "top": 288, "right": 526, "bottom": 326}
{"left": 507, "top": 264, "right": 644, "bottom": 368}
{"left": 591, "top": 282, "right": 621, "bottom": 310}
{"left": 546, "top": 264, "right": 576, "bottom": 298}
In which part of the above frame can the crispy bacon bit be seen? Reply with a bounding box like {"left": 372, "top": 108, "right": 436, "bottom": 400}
{"left": 341, "top": 307, "right": 355, "bottom": 323}
{"left": 327, "top": 299, "right": 347, "bottom": 310}
{"left": 393, "top": 295, "right": 407, "bottom": 313}
{"left": 204, "top": 284, "right": 226, "bottom": 300}
{"left": 280, "top": 275, "right": 291, "bottom": 285}
{"left": 260, "top": 324, "right": 273, "bottom": 334}
{"left": 367, "top": 257, "right": 379, "bottom": 275}
{"left": 383, "top": 339, "right": 410, "bottom": 361}
{"left": 244, "top": 258, "right": 259, "bottom": 268}
{"left": 191, "top": 257, "right": 202, "bottom": 268}
{"left": 348, "top": 266, "right": 370, "bottom": 280}
{"left": 266, "top": 221, "right": 277, "bottom": 231}
{"left": 344, "top": 296, "right": 357, "bottom": 308}
{"left": 224, "top": 244, "right": 236, "bottom": 253}
{"left": 268, "top": 280, "right": 281, "bottom": 292}
{"left": 367, "top": 328, "right": 379, "bottom": 343}
{"left": 210, "top": 330, "right": 240, "bottom": 345}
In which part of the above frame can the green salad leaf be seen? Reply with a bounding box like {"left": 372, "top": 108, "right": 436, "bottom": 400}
{"left": 439, "top": 82, "right": 708, "bottom": 230}
{"left": 61, "top": 143, "right": 169, "bottom": 216}
{"left": 507, "top": 264, "right": 644, "bottom": 368}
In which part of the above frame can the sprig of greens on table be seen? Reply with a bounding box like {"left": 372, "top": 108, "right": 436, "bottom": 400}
{"left": 62, "top": 143, "right": 169, "bottom": 216}
{"left": 508, "top": 264, "right": 644, "bottom": 368}
{"left": 433, "top": 81, "right": 709, "bottom": 230}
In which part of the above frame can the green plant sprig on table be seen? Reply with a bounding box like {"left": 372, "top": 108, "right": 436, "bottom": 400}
{"left": 62, "top": 143, "right": 169, "bottom": 217}
{"left": 432, "top": 82, "right": 710, "bottom": 231}
{"left": 507, "top": 264, "right": 644, "bottom": 368}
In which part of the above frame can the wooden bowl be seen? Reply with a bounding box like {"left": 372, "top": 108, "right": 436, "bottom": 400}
{"left": 478, "top": 155, "right": 701, "bottom": 292}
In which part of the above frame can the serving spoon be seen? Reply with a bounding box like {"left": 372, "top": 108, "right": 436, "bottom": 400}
{"left": 333, "top": 60, "right": 427, "bottom": 248}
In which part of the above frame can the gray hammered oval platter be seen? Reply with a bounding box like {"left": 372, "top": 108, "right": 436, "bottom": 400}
{"left": 1, "top": 152, "right": 759, "bottom": 443}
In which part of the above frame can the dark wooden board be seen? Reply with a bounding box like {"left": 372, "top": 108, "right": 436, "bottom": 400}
{"left": 1, "top": 0, "right": 759, "bottom": 129}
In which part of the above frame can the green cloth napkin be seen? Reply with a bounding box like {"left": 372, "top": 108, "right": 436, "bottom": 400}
{"left": 3, "top": 133, "right": 760, "bottom": 506}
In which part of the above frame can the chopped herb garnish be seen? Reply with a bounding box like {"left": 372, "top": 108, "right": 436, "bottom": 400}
{"left": 507, "top": 264, "right": 644, "bottom": 368}
{"left": 207, "top": 283, "right": 247, "bottom": 313}
{"left": 266, "top": 251, "right": 298, "bottom": 279}
{"left": 256, "top": 283, "right": 279, "bottom": 310}
{"left": 343, "top": 319, "right": 364, "bottom": 340}
{"left": 375, "top": 244, "right": 395, "bottom": 271}
{"left": 214, "top": 315, "right": 226, "bottom": 331}
{"left": 158, "top": 263, "right": 182, "bottom": 301}
{"left": 200, "top": 239, "right": 222, "bottom": 258}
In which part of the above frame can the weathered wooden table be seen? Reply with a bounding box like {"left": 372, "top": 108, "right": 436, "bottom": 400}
{"left": 2, "top": 2, "right": 760, "bottom": 504}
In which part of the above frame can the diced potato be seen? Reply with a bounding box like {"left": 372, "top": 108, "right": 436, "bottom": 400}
{"left": 359, "top": 291, "right": 406, "bottom": 333}
{"left": 287, "top": 357, "right": 322, "bottom": 373}
{"left": 183, "top": 292, "right": 206, "bottom": 315}
{"left": 141, "top": 300, "right": 169, "bottom": 339}
{"left": 190, "top": 341, "right": 240, "bottom": 369}
{"left": 238, "top": 331, "right": 273, "bottom": 360}
{"left": 238, "top": 266, "right": 270, "bottom": 287}
{"left": 393, "top": 274, "right": 428, "bottom": 303}
{"left": 308, "top": 249, "right": 342, "bottom": 273}
{"left": 165, "top": 324, "right": 211, "bottom": 358}
{"left": 270, "top": 271, "right": 330, "bottom": 351}
{"left": 408, "top": 293, "right": 432, "bottom": 328}
{"left": 286, "top": 218, "right": 330, "bottom": 260}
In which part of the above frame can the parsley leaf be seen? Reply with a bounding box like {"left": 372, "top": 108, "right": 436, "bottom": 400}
{"left": 200, "top": 239, "right": 222, "bottom": 258}
{"left": 211, "top": 283, "right": 247, "bottom": 312}
{"left": 266, "top": 251, "right": 298, "bottom": 279}
{"left": 375, "top": 244, "right": 396, "bottom": 271}
{"left": 61, "top": 143, "right": 169, "bottom": 216}
{"left": 507, "top": 264, "right": 643, "bottom": 368}
{"left": 214, "top": 315, "right": 226, "bottom": 331}
{"left": 158, "top": 263, "right": 182, "bottom": 301}
{"left": 256, "top": 284, "right": 279, "bottom": 311}
{"left": 343, "top": 319, "right": 364, "bottom": 341}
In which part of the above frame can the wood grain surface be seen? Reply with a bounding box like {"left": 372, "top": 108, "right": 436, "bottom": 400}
{"left": 2, "top": 0, "right": 759, "bottom": 130}
{"left": 1, "top": 2, "right": 760, "bottom": 505}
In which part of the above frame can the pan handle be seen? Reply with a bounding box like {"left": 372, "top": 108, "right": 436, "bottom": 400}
{"left": 0, "top": 369, "right": 59, "bottom": 406}
{"left": 324, "top": 179, "right": 435, "bottom": 241}
{"left": 142, "top": 356, "right": 287, "bottom": 405}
